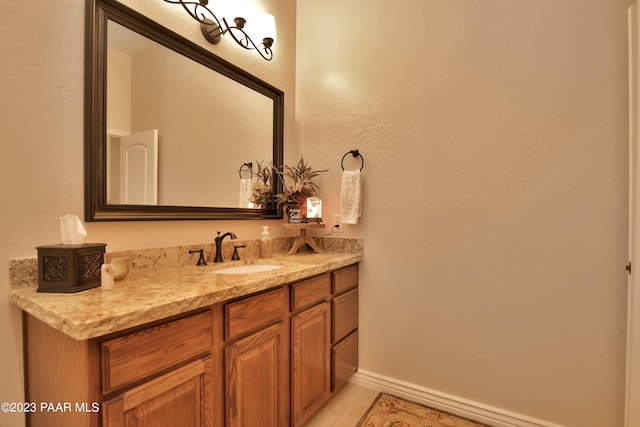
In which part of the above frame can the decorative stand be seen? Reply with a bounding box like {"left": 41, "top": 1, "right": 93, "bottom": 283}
{"left": 282, "top": 223, "right": 325, "bottom": 255}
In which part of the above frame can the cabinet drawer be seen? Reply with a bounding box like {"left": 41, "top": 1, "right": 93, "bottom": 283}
{"left": 225, "top": 287, "right": 285, "bottom": 341}
{"left": 332, "top": 330, "right": 358, "bottom": 392}
{"left": 291, "top": 274, "right": 331, "bottom": 312}
{"left": 333, "top": 264, "right": 358, "bottom": 295}
{"left": 333, "top": 288, "right": 358, "bottom": 343}
{"left": 102, "top": 310, "right": 213, "bottom": 394}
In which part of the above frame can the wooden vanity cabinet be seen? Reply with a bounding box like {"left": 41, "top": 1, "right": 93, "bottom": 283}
{"left": 24, "top": 309, "right": 215, "bottom": 427}
{"left": 23, "top": 263, "right": 359, "bottom": 427}
{"left": 331, "top": 264, "right": 359, "bottom": 392}
{"left": 24, "top": 313, "right": 101, "bottom": 427}
{"left": 101, "top": 310, "right": 215, "bottom": 427}
{"left": 289, "top": 265, "right": 359, "bottom": 426}
{"left": 223, "top": 287, "right": 288, "bottom": 427}
{"left": 290, "top": 274, "right": 332, "bottom": 427}
{"left": 222, "top": 266, "right": 359, "bottom": 427}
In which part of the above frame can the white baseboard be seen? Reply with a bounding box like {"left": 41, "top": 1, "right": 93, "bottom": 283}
{"left": 349, "top": 370, "right": 566, "bottom": 427}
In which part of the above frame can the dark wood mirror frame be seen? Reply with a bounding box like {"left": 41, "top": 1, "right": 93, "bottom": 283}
{"left": 85, "top": 0, "right": 284, "bottom": 221}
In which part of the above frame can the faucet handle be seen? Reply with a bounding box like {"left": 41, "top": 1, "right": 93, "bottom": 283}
{"left": 189, "top": 249, "right": 207, "bottom": 266}
{"left": 232, "top": 245, "right": 246, "bottom": 261}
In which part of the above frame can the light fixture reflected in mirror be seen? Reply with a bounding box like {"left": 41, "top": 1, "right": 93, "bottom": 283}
{"left": 163, "top": 0, "right": 275, "bottom": 61}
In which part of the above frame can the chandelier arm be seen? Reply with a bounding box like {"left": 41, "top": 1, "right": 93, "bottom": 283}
{"left": 163, "top": 0, "right": 223, "bottom": 30}
{"left": 223, "top": 20, "right": 273, "bottom": 61}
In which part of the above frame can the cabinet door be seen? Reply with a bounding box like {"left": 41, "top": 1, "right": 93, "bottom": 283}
{"left": 103, "top": 357, "right": 214, "bottom": 427}
{"left": 225, "top": 322, "right": 288, "bottom": 427}
{"left": 292, "top": 301, "right": 331, "bottom": 427}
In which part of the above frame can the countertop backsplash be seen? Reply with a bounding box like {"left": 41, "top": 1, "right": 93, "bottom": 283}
{"left": 9, "top": 237, "right": 364, "bottom": 291}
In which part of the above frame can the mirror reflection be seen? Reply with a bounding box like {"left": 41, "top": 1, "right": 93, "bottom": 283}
{"left": 85, "top": 0, "right": 283, "bottom": 221}
{"left": 106, "top": 21, "right": 273, "bottom": 208}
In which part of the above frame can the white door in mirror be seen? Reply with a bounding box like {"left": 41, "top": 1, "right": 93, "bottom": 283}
{"left": 116, "top": 129, "right": 158, "bottom": 205}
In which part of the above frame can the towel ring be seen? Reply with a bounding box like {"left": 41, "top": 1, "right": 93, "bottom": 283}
{"left": 341, "top": 150, "right": 365, "bottom": 171}
{"left": 239, "top": 162, "right": 253, "bottom": 179}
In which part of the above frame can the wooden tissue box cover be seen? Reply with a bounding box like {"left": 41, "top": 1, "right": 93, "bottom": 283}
{"left": 37, "top": 243, "right": 106, "bottom": 293}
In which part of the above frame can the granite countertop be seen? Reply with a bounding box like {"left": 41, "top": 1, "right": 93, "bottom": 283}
{"left": 10, "top": 251, "right": 362, "bottom": 341}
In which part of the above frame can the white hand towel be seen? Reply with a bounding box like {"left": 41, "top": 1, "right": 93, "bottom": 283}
{"left": 340, "top": 170, "right": 362, "bottom": 224}
{"left": 239, "top": 178, "right": 253, "bottom": 208}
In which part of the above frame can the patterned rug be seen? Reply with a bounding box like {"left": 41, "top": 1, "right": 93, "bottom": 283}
{"left": 357, "top": 393, "right": 489, "bottom": 427}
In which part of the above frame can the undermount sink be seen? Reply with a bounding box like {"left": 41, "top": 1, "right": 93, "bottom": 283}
{"left": 213, "top": 264, "right": 283, "bottom": 275}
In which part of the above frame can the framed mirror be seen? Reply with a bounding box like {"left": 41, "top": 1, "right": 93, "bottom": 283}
{"left": 85, "top": 0, "right": 284, "bottom": 221}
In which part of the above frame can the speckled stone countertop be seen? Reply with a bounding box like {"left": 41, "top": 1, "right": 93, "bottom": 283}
{"left": 9, "top": 238, "right": 362, "bottom": 341}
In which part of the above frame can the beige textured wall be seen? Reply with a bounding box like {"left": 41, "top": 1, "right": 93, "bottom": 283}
{"left": 296, "top": 1, "right": 629, "bottom": 426}
{"left": 0, "top": 1, "right": 296, "bottom": 426}
{"left": 0, "top": 0, "right": 633, "bottom": 426}
{"left": 106, "top": 49, "right": 132, "bottom": 133}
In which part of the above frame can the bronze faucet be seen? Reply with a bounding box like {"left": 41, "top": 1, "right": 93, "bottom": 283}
{"left": 214, "top": 231, "right": 237, "bottom": 263}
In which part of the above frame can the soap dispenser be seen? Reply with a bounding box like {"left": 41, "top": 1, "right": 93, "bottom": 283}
{"left": 259, "top": 226, "right": 272, "bottom": 258}
{"left": 101, "top": 253, "right": 115, "bottom": 291}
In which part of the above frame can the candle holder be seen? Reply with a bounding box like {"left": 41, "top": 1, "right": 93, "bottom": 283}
{"left": 306, "top": 196, "right": 322, "bottom": 223}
